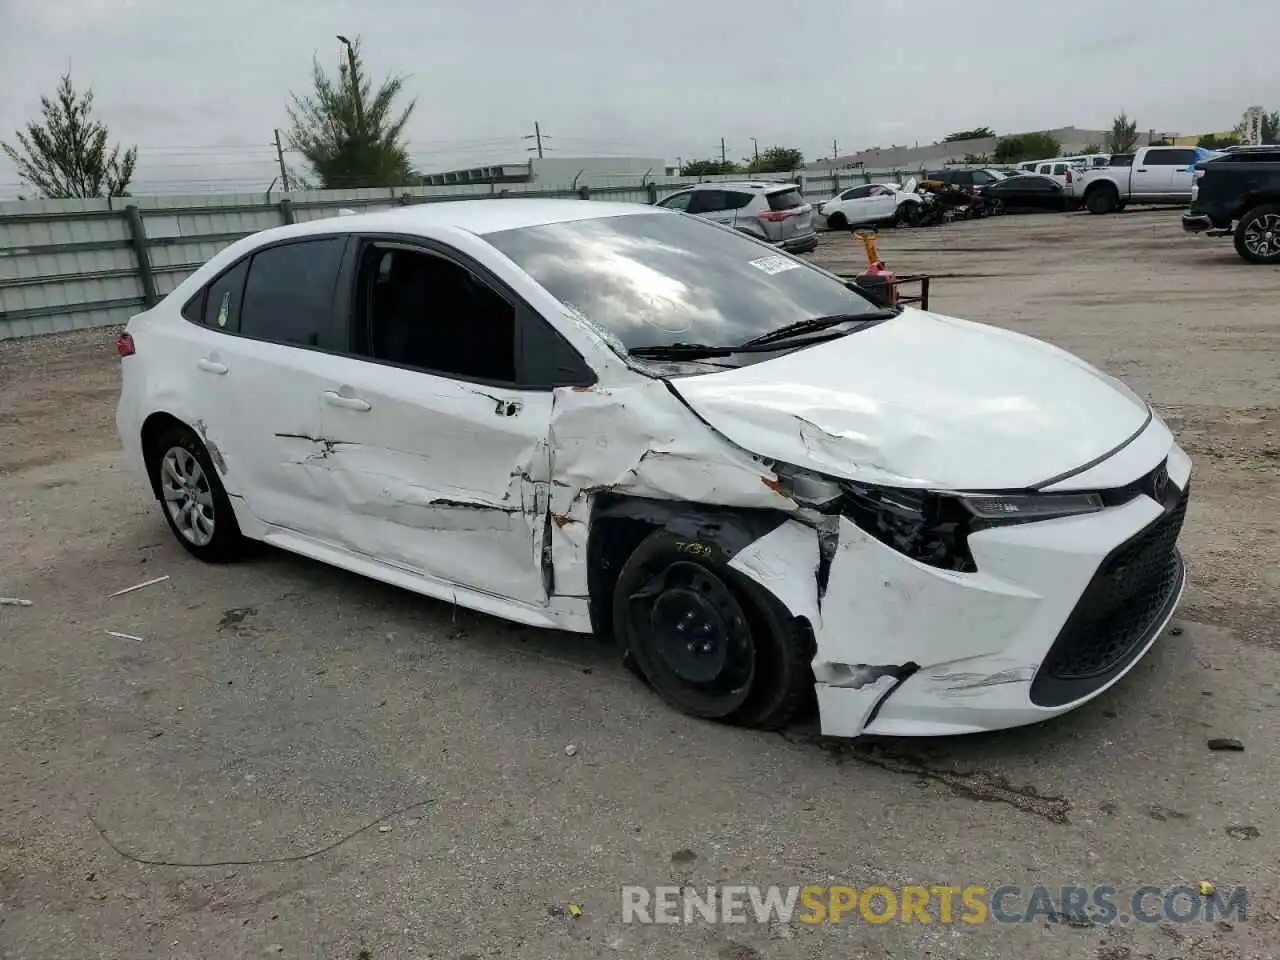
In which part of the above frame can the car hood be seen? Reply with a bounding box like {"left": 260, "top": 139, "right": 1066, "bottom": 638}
{"left": 667, "top": 308, "right": 1151, "bottom": 490}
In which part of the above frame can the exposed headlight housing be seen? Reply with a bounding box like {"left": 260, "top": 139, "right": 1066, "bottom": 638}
{"left": 770, "top": 463, "right": 1112, "bottom": 573}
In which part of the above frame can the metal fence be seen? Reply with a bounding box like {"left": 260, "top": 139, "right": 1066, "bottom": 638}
{"left": 0, "top": 166, "right": 938, "bottom": 340}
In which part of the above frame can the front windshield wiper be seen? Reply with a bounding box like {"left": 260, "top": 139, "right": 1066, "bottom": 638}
{"left": 738, "top": 309, "right": 900, "bottom": 347}
{"left": 627, "top": 330, "right": 852, "bottom": 361}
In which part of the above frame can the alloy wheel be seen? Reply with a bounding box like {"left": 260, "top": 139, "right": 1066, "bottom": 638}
{"left": 160, "top": 446, "right": 216, "bottom": 547}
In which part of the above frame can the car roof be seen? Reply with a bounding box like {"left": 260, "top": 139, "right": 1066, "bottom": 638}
{"left": 241, "top": 198, "right": 659, "bottom": 243}
{"left": 691, "top": 180, "right": 797, "bottom": 192}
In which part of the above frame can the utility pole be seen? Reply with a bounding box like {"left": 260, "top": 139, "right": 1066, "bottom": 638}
{"left": 336, "top": 35, "right": 362, "bottom": 134}
{"left": 273, "top": 128, "right": 291, "bottom": 192}
{"left": 720, "top": 137, "right": 727, "bottom": 165}
{"left": 523, "top": 121, "right": 550, "bottom": 158}
{"left": 832, "top": 138, "right": 839, "bottom": 160}
{"left": 750, "top": 137, "right": 759, "bottom": 165}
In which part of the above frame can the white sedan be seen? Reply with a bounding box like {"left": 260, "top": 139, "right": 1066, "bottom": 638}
{"left": 817, "top": 182, "right": 919, "bottom": 230}
{"left": 116, "top": 199, "right": 1190, "bottom": 738}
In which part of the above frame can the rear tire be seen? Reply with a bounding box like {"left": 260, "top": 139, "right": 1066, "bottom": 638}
{"left": 826, "top": 212, "right": 848, "bottom": 231}
{"left": 612, "top": 530, "right": 812, "bottom": 730}
{"left": 147, "top": 424, "right": 245, "bottom": 562}
{"left": 1085, "top": 184, "right": 1119, "bottom": 214}
{"left": 1234, "top": 204, "right": 1280, "bottom": 264}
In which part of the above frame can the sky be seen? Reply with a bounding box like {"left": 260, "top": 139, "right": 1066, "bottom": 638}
{"left": 0, "top": 0, "right": 1276, "bottom": 196}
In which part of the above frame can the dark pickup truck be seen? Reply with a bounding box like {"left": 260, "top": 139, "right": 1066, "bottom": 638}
{"left": 1182, "top": 146, "right": 1280, "bottom": 263}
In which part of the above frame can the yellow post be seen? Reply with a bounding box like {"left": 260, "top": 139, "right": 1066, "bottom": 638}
{"left": 854, "top": 230, "right": 879, "bottom": 267}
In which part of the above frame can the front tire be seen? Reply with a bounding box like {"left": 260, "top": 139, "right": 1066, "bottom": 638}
{"left": 148, "top": 424, "right": 245, "bottom": 562}
{"left": 612, "top": 530, "right": 812, "bottom": 730}
{"left": 1233, "top": 204, "right": 1280, "bottom": 264}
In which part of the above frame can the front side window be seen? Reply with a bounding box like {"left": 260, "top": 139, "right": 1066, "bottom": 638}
{"left": 841, "top": 186, "right": 872, "bottom": 200}
{"left": 482, "top": 212, "right": 882, "bottom": 357}
{"left": 350, "top": 244, "right": 517, "bottom": 384}
{"left": 240, "top": 238, "right": 346, "bottom": 347}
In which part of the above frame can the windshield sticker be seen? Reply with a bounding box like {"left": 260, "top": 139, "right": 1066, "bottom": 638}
{"left": 748, "top": 254, "right": 800, "bottom": 276}
{"left": 216, "top": 290, "right": 231, "bottom": 327}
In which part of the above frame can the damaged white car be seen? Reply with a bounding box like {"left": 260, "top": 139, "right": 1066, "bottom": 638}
{"left": 116, "top": 200, "right": 1190, "bottom": 738}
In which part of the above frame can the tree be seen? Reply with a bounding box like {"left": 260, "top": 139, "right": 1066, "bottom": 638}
{"left": 1083, "top": 142, "right": 1102, "bottom": 153}
{"left": 944, "top": 127, "right": 995, "bottom": 142}
{"left": 992, "top": 132, "right": 1060, "bottom": 164}
{"left": 1, "top": 72, "right": 136, "bottom": 199}
{"left": 1199, "top": 133, "right": 1240, "bottom": 149}
{"left": 286, "top": 36, "right": 417, "bottom": 190}
{"left": 1107, "top": 112, "right": 1139, "bottom": 153}
{"left": 679, "top": 159, "right": 741, "bottom": 176}
{"left": 962, "top": 152, "right": 990, "bottom": 164}
{"left": 747, "top": 146, "right": 803, "bottom": 174}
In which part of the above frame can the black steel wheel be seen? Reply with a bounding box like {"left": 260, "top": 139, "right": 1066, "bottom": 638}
{"left": 612, "top": 530, "right": 814, "bottom": 728}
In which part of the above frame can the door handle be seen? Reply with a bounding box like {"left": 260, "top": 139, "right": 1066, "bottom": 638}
{"left": 322, "top": 390, "right": 371, "bottom": 412}
{"left": 1137, "top": 168, "right": 1148, "bottom": 172}
{"left": 197, "top": 358, "right": 228, "bottom": 375}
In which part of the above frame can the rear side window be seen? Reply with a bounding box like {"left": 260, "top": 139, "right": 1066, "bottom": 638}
{"left": 724, "top": 191, "right": 756, "bottom": 210}
{"left": 240, "top": 238, "right": 346, "bottom": 347}
{"left": 686, "top": 190, "right": 729, "bottom": 215}
{"left": 766, "top": 188, "right": 804, "bottom": 210}
{"left": 1146, "top": 149, "right": 1197, "bottom": 166}
{"left": 200, "top": 259, "right": 250, "bottom": 332}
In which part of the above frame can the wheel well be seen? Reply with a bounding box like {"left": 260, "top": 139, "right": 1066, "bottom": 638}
{"left": 1239, "top": 194, "right": 1280, "bottom": 217}
{"left": 140, "top": 411, "right": 191, "bottom": 498}
{"left": 584, "top": 493, "right": 792, "bottom": 638}
{"left": 1084, "top": 180, "right": 1118, "bottom": 196}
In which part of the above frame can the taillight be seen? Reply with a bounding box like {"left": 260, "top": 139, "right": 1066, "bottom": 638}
{"left": 758, "top": 209, "right": 796, "bottom": 221}
{"left": 116, "top": 332, "right": 135, "bottom": 356}
{"left": 1065, "top": 170, "right": 1074, "bottom": 183}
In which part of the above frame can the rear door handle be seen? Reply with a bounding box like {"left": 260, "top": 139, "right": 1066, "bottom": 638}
{"left": 323, "top": 390, "right": 371, "bottom": 412}
{"left": 1137, "top": 168, "right": 1148, "bottom": 172}
{"left": 197, "top": 358, "right": 228, "bottom": 375}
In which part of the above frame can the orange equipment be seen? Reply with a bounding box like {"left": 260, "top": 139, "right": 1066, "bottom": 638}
{"left": 853, "top": 230, "right": 898, "bottom": 306}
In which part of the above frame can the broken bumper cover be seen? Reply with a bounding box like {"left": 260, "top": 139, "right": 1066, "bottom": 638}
{"left": 729, "top": 443, "right": 1192, "bottom": 738}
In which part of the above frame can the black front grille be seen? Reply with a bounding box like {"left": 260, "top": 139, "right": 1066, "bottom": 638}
{"left": 1030, "top": 483, "right": 1188, "bottom": 707}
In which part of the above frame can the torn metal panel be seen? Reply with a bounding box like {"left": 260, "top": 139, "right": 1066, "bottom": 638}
{"left": 546, "top": 379, "right": 794, "bottom": 597}
{"left": 302, "top": 369, "right": 554, "bottom": 606}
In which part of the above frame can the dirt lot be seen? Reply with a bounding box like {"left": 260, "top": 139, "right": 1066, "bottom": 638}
{"left": 1, "top": 209, "right": 1277, "bottom": 960}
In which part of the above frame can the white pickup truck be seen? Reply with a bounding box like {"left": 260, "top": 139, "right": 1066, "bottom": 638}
{"left": 1076, "top": 146, "right": 1207, "bottom": 214}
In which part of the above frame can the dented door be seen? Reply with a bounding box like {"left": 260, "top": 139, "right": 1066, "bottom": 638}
{"left": 305, "top": 355, "right": 554, "bottom": 605}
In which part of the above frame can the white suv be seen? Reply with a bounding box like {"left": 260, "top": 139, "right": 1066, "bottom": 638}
{"left": 116, "top": 199, "right": 1191, "bottom": 740}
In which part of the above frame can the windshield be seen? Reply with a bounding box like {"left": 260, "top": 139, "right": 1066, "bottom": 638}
{"left": 482, "top": 212, "right": 879, "bottom": 352}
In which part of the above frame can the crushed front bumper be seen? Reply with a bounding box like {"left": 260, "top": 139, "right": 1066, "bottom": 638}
{"left": 729, "top": 438, "right": 1192, "bottom": 738}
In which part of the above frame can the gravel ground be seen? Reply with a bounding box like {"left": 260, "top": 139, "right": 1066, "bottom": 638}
{"left": 1, "top": 208, "right": 1277, "bottom": 960}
